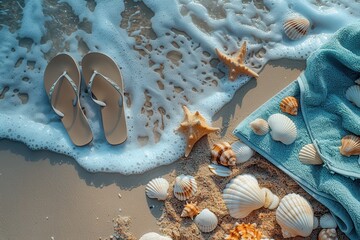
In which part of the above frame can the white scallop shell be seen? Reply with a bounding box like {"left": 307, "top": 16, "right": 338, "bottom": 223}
{"left": 345, "top": 85, "right": 360, "bottom": 108}
{"left": 145, "top": 177, "right": 169, "bottom": 201}
{"left": 320, "top": 213, "right": 337, "bottom": 229}
{"left": 208, "top": 163, "right": 231, "bottom": 177}
{"left": 194, "top": 208, "right": 218, "bottom": 233}
{"left": 298, "top": 144, "right": 323, "bottom": 165}
{"left": 231, "top": 141, "right": 254, "bottom": 164}
{"left": 173, "top": 174, "right": 197, "bottom": 201}
{"left": 139, "top": 232, "right": 172, "bottom": 240}
{"left": 318, "top": 228, "right": 338, "bottom": 240}
{"left": 268, "top": 113, "right": 297, "bottom": 145}
{"left": 283, "top": 13, "right": 310, "bottom": 40}
{"left": 250, "top": 118, "right": 269, "bottom": 135}
{"left": 262, "top": 188, "right": 280, "bottom": 210}
{"left": 276, "top": 193, "right": 314, "bottom": 238}
{"left": 222, "top": 174, "right": 265, "bottom": 218}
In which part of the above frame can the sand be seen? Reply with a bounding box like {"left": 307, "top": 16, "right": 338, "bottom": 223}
{"left": 0, "top": 59, "right": 347, "bottom": 239}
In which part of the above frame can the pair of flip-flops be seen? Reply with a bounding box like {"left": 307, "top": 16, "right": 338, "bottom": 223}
{"left": 44, "top": 52, "right": 127, "bottom": 146}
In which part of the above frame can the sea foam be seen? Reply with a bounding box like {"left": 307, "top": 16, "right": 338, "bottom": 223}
{"left": 0, "top": 0, "right": 359, "bottom": 174}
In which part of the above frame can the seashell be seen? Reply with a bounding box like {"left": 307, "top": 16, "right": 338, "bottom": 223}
{"left": 225, "top": 222, "right": 263, "bottom": 240}
{"left": 249, "top": 118, "right": 269, "bottom": 135}
{"left": 345, "top": 85, "right": 360, "bottom": 108}
{"left": 318, "top": 228, "right": 338, "bottom": 240}
{"left": 313, "top": 216, "right": 319, "bottom": 229}
{"left": 173, "top": 174, "right": 197, "bottom": 201}
{"left": 339, "top": 135, "right": 360, "bottom": 157}
{"left": 268, "top": 113, "right": 297, "bottom": 145}
{"left": 181, "top": 201, "right": 200, "bottom": 220}
{"left": 211, "top": 142, "right": 237, "bottom": 166}
{"left": 320, "top": 213, "right": 337, "bottom": 229}
{"left": 276, "top": 193, "right": 314, "bottom": 238}
{"left": 145, "top": 177, "right": 169, "bottom": 201}
{"left": 262, "top": 188, "right": 280, "bottom": 210}
{"left": 298, "top": 143, "right": 323, "bottom": 165}
{"left": 208, "top": 163, "right": 232, "bottom": 177}
{"left": 194, "top": 208, "right": 218, "bottom": 233}
{"left": 280, "top": 96, "right": 299, "bottom": 115}
{"left": 355, "top": 78, "right": 360, "bottom": 85}
{"left": 139, "top": 232, "right": 172, "bottom": 240}
{"left": 283, "top": 14, "right": 310, "bottom": 40}
{"left": 231, "top": 141, "right": 254, "bottom": 164}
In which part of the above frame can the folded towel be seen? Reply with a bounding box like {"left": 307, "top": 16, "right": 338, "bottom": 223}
{"left": 233, "top": 22, "right": 360, "bottom": 239}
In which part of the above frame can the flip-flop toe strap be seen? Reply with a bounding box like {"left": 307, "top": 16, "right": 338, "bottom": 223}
{"left": 87, "top": 70, "right": 124, "bottom": 108}
{"left": 49, "top": 71, "right": 79, "bottom": 118}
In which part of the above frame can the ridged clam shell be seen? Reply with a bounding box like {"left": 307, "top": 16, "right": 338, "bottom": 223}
{"left": 145, "top": 177, "right": 169, "bottom": 201}
{"left": 194, "top": 208, "right": 218, "bottom": 233}
{"left": 231, "top": 141, "right": 254, "bottom": 164}
{"left": 181, "top": 202, "right": 200, "bottom": 220}
{"left": 339, "top": 135, "right": 360, "bottom": 157}
{"left": 283, "top": 14, "right": 310, "bottom": 40}
{"left": 211, "top": 142, "right": 237, "bottom": 167}
{"left": 268, "top": 113, "right": 297, "bottom": 145}
{"left": 139, "top": 232, "right": 172, "bottom": 240}
{"left": 173, "top": 174, "right": 197, "bottom": 201}
{"left": 280, "top": 96, "right": 299, "bottom": 115}
{"left": 298, "top": 143, "right": 323, "bottom": 165}
{"left": 262, "top": 188, "right": 280, "bottom": 210}
{"left": 320, "top": 213, "right": 337, "bottom": 229}
{"left": 208, "top": 163, "right": 232, "bottom": 177}
{"left": 223, "top": 174, "right": 265, "bottom": 218}
{"left": 225, "top": 222, "right": 263, "bottom": 240}
{"left": 276, "top": 193, "right": 314, "bottom": 238}
{"left": 249, "top": 118, "right": 269, "bottom": 135}
{"left": 318, "top": 228, "right": 338, "bottom": 240}
{"left": 345, "top": 85, "right": 360, "bottom": 108}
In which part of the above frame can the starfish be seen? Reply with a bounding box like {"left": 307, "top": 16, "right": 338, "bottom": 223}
{"left": 177, "top": 106, "right": 219, "bottom": 157}
{"left": 215, "top": 41, "right": 259, "bottom": 81}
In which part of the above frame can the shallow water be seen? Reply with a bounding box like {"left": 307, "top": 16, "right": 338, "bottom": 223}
{"left": 0, "top": 0, "right": 359, "bottom": 174}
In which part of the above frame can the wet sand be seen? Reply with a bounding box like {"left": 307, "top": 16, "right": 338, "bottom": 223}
{"left": 1, "top": 59, "right": 343, "bottom": 239}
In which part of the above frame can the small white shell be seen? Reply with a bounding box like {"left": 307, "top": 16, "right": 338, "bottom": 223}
{"left": 313, "top": 216, "right": 319, "bottom": 229}
{"left": 231, "top": 141, "right": 254, "bottom": 164}
{"left": 262, "top": 188, "right": 280, "bottom": 210}
{"left": 145, "top": 178, "right": 169, "bottom": 201}
{"left": 250, "top": 118, "right": 269, "bottom": 135}
{"left": 283, "top": 13, "right": 310, "bottom": 40}
{"left": 345, "top": 85, "right": 360, "bottom": 108}
{"left": 194, "top": 208, "right": 218, "bottom": 233}
{"left": 268, "top": 113, "right": 297, "bottom": 145}
{"left": 318, "top": 228, "right": 338, "bottom": 240}
{"left": 139, "top": 232, "right": 172, "bottom": 240}
{"left": 173, "top": 175, "right": 197, "bottom": 201}
{"left": 276, "top": 193, "right": 314, "bottom": 238}
{"left": 208, "top": 163, "right": 231, "bottom": 177}
{"left": 298, "top": 144, "right": 323, "bottom": 165}
{"left": 320, "top": 213, "right": 337, "bottom": 229}
{"left": 355, "top": 78, "right": 360, "bottom": 85}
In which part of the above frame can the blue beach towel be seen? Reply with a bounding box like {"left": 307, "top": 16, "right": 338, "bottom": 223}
{"left": 233, "top": 22, "right": 360, "bottom": 239}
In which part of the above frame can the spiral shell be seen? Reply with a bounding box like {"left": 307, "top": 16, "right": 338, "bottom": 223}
{"left": 223, "top": 174, "right": 279, "bottom": 218}
{"left": 139, "top": 232, "right": 172, "bottom": 240}
{"left": 211, "top": 142, "right": 237, "bottom": 167}
{"left": 145, "top": 177, "right": 169, "bottom": 201}
{"left": 339, "top": 135, "right": 360, "bottom": 157}
{"left": 231, "top": 141, "right": 254, "bottom": 164}
{"left": 318, "top": 228, "right": 338, "bottom": 240}
{"left": 249, "top": 118, "right": 269, "bottom": 135}
{"left": 320, "top": 213, "right": 337, "bottom": 229}
{"left": 225, "top": 222, "right": 263, "bottom": 240}
{"left": 173, "top": 175, "right": 197, "bottom": 201}
{"left": 283, "top": 14, "right": 310, "bottom": 40}
{"left": 276, "top": 193, "right": 314, "bottom": 238}
{"left": 280, "top": 96, "right": 299, "bottom": 115}
{"left": 194, "top": 208, "right": 218, "bottom": 233}
{"left": 298, "top": 143, "right": 323, "bottom": 165}
{"left": 262, "top": 188, "right": 280, "bottom": 210}
{"left": 268, "top": 113, "right": 297, "bottom": 145}
{"left": 345, "top": 85, "right": 360, "bottom": 108}
{"left": 181, "top": 202, "right": 200, "bottom": 220}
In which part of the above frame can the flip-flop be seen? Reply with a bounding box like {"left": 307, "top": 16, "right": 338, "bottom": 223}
{"left": 82, "top": 52, "right": 127, "bottom": 145}
{"left": 44, "top": 53, "right": 93, "bottom": 146}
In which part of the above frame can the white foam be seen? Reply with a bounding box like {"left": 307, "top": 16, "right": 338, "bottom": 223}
{"left": 0, "top": 0, "right": 359, "bottom": 174}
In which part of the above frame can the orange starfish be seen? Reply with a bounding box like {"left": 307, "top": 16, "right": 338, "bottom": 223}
{"left": 215, "top": 41, "right": 259, "bottom": 81}
{"left": 178, "top": 106, "right": 219, "bottom": 157}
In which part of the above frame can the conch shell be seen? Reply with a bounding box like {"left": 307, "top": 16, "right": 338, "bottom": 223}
{"left": 280, "top": 96, "right": 299, "bottom": 115}
{"left": 211, "top": 142, "right": 236, "bottom": 167}
{"left": 181, "top": 201, "right": 200, "bottom": 220}
{"left": 339, "top": 135, "right": 360, "bottom": 157}
{"left": 225, "top": 222, "right": 263, "bottom": 240}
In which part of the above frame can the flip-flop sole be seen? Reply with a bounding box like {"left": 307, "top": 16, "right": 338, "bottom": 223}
{"left": 82, "top": 52, "right": 127, "bottom": 145}
{"left": 44, "top": 53, "right": 93, "bottom": 146}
